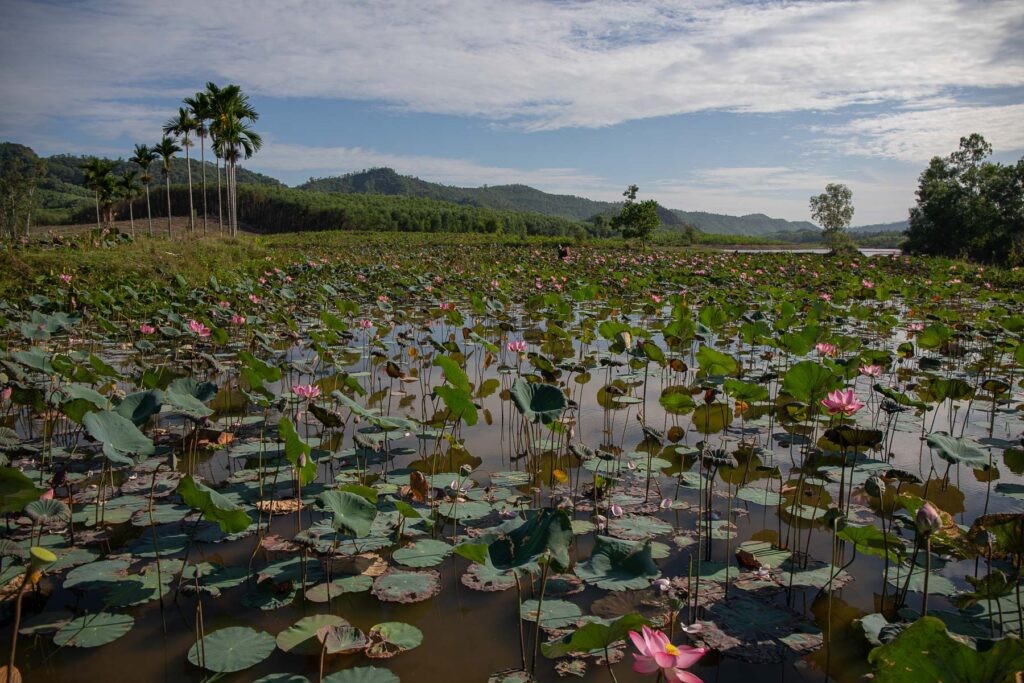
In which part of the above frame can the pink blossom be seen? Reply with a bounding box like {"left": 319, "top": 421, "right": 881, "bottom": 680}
{"left": 815, "top": 342, "right": 837, "bottom": 357}
{"left": 378, "top": 295, "right": 389, "bottom": 303}
{"left": 188, "top": 320, "right": 211, "bottom": 338}
{"left": 293, "top": 384, "right": 321, "bottom": 400}
{"left": 507, "top": 340, "right": 527, "bottom": 353}
{"left": 230, "top": 314, "right": 246, "bottom": 326}
{"left": 861, "top": 279, "right": 874, "bottom": 289}
{"left": 907, "top": 322, "right": 924, "bottom": 332}
{"left": 218, "top": 300, "right": 230, "bottom": 308}
{"left": 59, "top": 273, "right": 73, "bottom": 285}
{"left": 610, "top": 503, "right": 623, "bottom": 518}
{"left": 651, "top": 294, "right": 663, "bottom": 304}
{"left": 819, "top": 293, "right": 832, "bottom": 302}
{"left": 629, "top": 625, "right": 707, "bottom": 682}
{"left": 859, "top": 364, "right": 883, "bottom": 378}
{"left": 249, "top": 294, "right": 261, "bottom": 304}
{"left": 139, "top": 324, "right": 156, "bottom": 335}
{"left": 1, "top": 386, "right": 11, "bottom": 402}
{"left": 359, "top": 319, "right": 373, "bottom": 330}
{"left": 821, "top": 388, "right": 865, "bottom": 416}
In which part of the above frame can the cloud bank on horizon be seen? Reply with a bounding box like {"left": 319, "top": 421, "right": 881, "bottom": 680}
{"left": 1, "top": 0, "right": 1021, "bottom": 224}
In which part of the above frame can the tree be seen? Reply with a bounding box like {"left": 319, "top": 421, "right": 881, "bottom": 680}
{"left": 809, "top": 183, "right": 855, "bottom": 253}
{"left": 611, "top": 184, "right": 660, "bottom": 246}
{"left": 0, "top": 143, "right": 46, "bottom": 240}
{"left": 153, "top": 136, "right": 181, "bottom": 238}
{"left": 129, "top": 144, "right": 158, "bottom": 237}
{"left": 163, "top": 107, "right": 198, "bottom": 233}
{"left": 904, "top": 134, "right": 1023, "bottom": 265}
{"left": 185, "top": 91, "right": 212, "bottom": 235}
{"left": 207, "top": 84, "right": 260, "bottom": 237}
{"left": 119, "top": 170, "right": 141, "bottom": 237}
{"left": 82, "top": 157, "right": 115, "bottom": 230}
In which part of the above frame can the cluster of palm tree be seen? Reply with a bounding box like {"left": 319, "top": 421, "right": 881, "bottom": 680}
{"left": 82, "top": 82, "right": 261, "bottom": 239}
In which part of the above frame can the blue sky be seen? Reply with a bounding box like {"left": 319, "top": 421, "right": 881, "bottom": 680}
{"left": 1, "top": 0, "right": 1022, "bottom": 224}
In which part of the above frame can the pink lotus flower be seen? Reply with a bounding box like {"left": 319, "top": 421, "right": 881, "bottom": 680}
{"left": 139, "top": 324, "right": 156, "bottom": 335}
{"left": 916, "top": 501, "right": 942, "bottom": 535}
{"left": 188, "top": 320, "right": 211, "bottom": 338}
{"left": 907, "top": 322, "right": 924, "bottom": 332}
{"left": 651, "top": 294, "right": 663, "bottom": 304}
{"left": 815, "top": 342, "right": 837, "bottom": 357}
{"left": 819, "top": 293, "right": 832, "bottom": 302}
{"left": 861, "top": 279, "right": 874, "bottom": 289}
{"left": 821, "top": 388, "right": 865, "bottom": 416}
{"left": 40, "top": 488, "right": 55, "bottom": 500}
{"left": 218, "top": 300, "right": 230, "bottom": 308}
{"left": 1, "top": 386, "right": 11, "bottom": 402}
{"left": 249, "top": 294, "right": 261, "bottom": 304}
{"left": 630, "top": 625, "right": 707, "bottom": 682}
{"left": 378, "top": 295, "right": 389, "bottom": 303}
{"left": 507, "top": 340, "right": 527, "bottom": 353}
{"left": 359, "top": 319, "right": 373, "bottom": 330}
{"left": 293, "top": 384, "right": 321, "bottom": 400}
{"left": 230, "top": 314, "right": 246, "bottom": 326}
{"left": 59, "top": 273, "right": 73, "bottom": 285}
{"left": 859, "top": 364, "right": 883, "bottom": 378}
{"left": 610, "top": 503, "right": 623, "bottom": 518}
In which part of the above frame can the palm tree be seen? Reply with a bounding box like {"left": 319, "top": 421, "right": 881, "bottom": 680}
{"left": 119, "top": 170, "right": 141, "bottom": 237}
{"left": 163, "top": 107, "right": 198, "bottom": 233}
{"left": 153, "top": 136, "right": 181, "bottom": 238}
{"left": 185, "top": 92, "right": 212, "bottom": 235}
{"left": 206, "top": 83, "right": 260, "bottom": 237}
{"left": 129, "top": 144, "right": 158, "bottom": 237}
{"left": 96, "top": 173, "right": 119, "bottom": 228}
{"left": 82, "top": 157, "right": 115, "bottom": 230}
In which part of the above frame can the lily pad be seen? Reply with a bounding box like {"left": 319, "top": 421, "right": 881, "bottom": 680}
{"left": 365, "top": 622, "right": 424, "bottom": 658}
{"left": 371, "top": 570, "right": 441, "bottom": 603}
{"left": 188, "top": 626, "right": 275, "bottom": 672}
{"left": 53, "top": 612, "right": 134, "bottom": 648}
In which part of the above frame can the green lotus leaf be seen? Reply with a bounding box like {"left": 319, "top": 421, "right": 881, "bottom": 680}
{"left": 188, "top": 626, "right": 275, "bottom": 672}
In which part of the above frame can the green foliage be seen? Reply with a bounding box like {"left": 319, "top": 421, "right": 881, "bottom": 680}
{"left": 177, "top": 475, "right": 252, "bottom": 533}
{"left": 904, "top": 134, "right": 1024, "bottom": 266}
{"left": 868, "top": 616, "right": 1024, "bottom": 682}
{"left": 611, "top": 184, "right": 660, "bottom": 243}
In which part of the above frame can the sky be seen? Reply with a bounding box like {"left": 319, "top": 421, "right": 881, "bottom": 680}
{"left": 1, "top": 0, "right": 1022, "bottom": 225}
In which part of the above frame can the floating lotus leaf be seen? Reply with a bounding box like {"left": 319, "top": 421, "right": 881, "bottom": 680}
{"left": 276, "top": 614, "right": 349, "bottom": 656}
{"left": 0, "top": 468, "right": 44, "bottom": 513}
{"left": 371, "top": 570, "right": 441, "bottom": 603}
{"left": 607, "top": 515, "right": 672, "bottom": 540}
{"left": 322, "top": 667, "right": 400, "bottom": 683}
{"left": 63, "top": 558, "right": 130, "bottom": 590}
{"left": 53, "top": 612, "right": 134, "bottom": 648}
{"left": 392, "top": 539, "right": 451, "bottom": 568}
{"left": 576, "top": 535, "right": 659, "bottom": 591}
{"left": 252, "top": 676, "right": 310, "bottom": 683}
{"left": 365, "top": 622, "right": 423, "bottom": 659}
{"left": 461, "top": 562, "right": 517, "bottom": 592}
{"left": 868, "top": 616, "right": 1024, "bottom": 682}
{"left": 305, "top": 575, "right": 374, "bottom": 602}
{"left": 188, "top": 626, "right": 275, "bottom": 672}
{"left": 520, "top": 598, "right": 583, "bottom": 630}
{"left": 693, "top": 593, "right": 822, "bottom": 663}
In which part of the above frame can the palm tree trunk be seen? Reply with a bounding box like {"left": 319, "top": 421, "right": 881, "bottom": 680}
{"left": 185, "top": 140, "right": 195, "bottom": 233}
{"left": 216, "top": 157, "right": 223, "bottom": 234}
{"left": 165, "top": 171, "right": 173, "bottom": 238}
{"left": 128, "top": 198, "right": 135, "bottom": 238}
{"left": 200, "top": 133, "right": 208, "bottom": 236}
{"left": 145, "top": 184, "right": 153, "bottom": 237}
{"left": 24, "top": 187, "right": 34, "bottom": 239}
{"left": 94, "top": 191, "right": 101, "bottom": 230}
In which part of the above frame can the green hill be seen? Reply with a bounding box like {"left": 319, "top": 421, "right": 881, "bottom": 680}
{"left": 671, "top": 210, "right": 818, "bottom": 236}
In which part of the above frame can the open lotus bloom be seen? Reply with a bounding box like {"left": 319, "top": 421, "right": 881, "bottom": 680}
{"left": 630, "top": 625, "right": 707, "bottom": 682}
{"left": 821, "top": 388, "right": 865, "bottom": 416}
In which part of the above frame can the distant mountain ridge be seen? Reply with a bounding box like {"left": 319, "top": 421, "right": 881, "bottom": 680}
{"left": 851, "top": 220, "right": 908, "bottom": 234}
{"left": 299, "top": 167, "right": 831, "bottom": 236}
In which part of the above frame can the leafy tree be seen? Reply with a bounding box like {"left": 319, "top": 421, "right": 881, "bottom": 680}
{"left": 118, "top": 170, "right": 141, "bottom": 237}
{"left": 0, "top": 143, "right": 45, "bottom": 240}
{"left": 809, "top": 183, "right": 855, "bottom": 253}
{"left": 163, "top": 107, "right": 198, "bottom": 233}
{"left": 82, "top": 157, "right": 115, "bottom": 230}
{"left": 129, "top": 144, "right": 158, "bottom": 237}
{"left": 153, "top": 137, "right": 181, "bottom": 238}
{"left": 904, "top": 133, "right": 1023, "bottom": 265}
{"left": 612, "top": 184, "right": 660, "bottom": 245}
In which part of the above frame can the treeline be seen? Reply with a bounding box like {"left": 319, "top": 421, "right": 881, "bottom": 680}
{"left": 104, "top": 184, "right": 591, "bottom": 237}
{"left": 904, "top": 134, "right": 1023, "bottom": 265}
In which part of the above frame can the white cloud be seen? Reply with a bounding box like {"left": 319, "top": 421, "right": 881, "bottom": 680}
{"left": 1, "top": 0, "right": 1022, "bottom": 133}
{"left": 823, "top": 104, "right": 1024, "bottom": 163}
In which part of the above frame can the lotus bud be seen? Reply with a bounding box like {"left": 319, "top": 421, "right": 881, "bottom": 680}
{"left": 915, "top": 502, "right": 942, "bottom": 536}
{"left": 864, "top": 475, "right": 886, "bottom": 499}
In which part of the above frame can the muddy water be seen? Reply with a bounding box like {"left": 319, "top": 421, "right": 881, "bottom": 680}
{"left": 10, "top": 310, "right": 1023, "bottom": 683}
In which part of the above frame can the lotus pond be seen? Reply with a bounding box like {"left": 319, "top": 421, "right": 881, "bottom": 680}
{"left": 1, "top": 233, "right": 1024, "bottom": 682}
